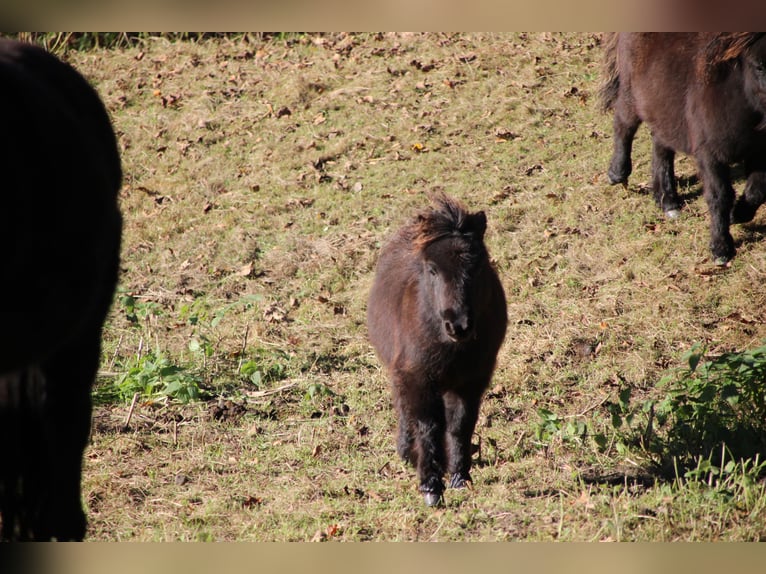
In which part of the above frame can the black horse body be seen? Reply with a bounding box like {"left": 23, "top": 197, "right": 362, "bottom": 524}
{"left": 0, "top": 38, "right": 122, "bottom": 540}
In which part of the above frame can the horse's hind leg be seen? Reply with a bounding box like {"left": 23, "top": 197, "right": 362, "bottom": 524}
{"left": 732, "top": 155, "right": 766, "bottom": 224}
{"left": 607, "top": 100, "right": 640, "bottom": 186}
{"left": 444, "top": 391, "right": 480, "bottom": 489}
{"left": 698, "top": 156, "right": 736, "bottom": 265}
{"left": 395, "top": 415, "right": 415, "bottom": 465}
{"left": 651, "top": 140, "right": 681, "bottom": 218}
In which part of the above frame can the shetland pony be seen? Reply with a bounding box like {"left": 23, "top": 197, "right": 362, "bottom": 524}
{"left": 367, "top": 195, "right": 507, "bottom": 506}
{"left": 602, "top": 32, "right": 766, "bottom": 264}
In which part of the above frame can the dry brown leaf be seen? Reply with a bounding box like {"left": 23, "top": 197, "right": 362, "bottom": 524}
{"left": 236, "top": 262, "right": 254, "bottom": 277}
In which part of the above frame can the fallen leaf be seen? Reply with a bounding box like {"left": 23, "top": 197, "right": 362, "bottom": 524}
{"left": 724, "top": 311, "right": 758, "bottom": 324}
{"left": 525, "top": 163, "right": 544, "bottom": 176}
{"left": 236, "top": 262, "right": 254, "bottom": 277}
{"left": 495, "top": 130, "right": 520, "bottom": 141}
{"left": 241, "top": 495, "right": 263, "bottom": 509}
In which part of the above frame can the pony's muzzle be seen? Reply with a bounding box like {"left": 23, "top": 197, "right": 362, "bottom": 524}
{"left": 443, "top": 310, "right": 472, "bottom": 342}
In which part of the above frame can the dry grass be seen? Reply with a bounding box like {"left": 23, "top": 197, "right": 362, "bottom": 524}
{"left": 52, "top": 32, "right": 766, "bottom": 540}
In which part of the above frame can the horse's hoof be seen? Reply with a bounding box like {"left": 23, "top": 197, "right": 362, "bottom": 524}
{"left": 713, "top": 255, "right": 732, "bottom": 267}
{"left": 607, "top": 173, "right": 628, "bottom": 187}
{"left": 607, "top": 163, "right": 630, "bottom": 187}
{"left": 423, "top": 492, "right": 444, "bottom": 507}
{"left": 448, "top": 473, "right": 471, "bottom": 489}
{"left": 664, "top": 208, "right": 681, "bottom": 220}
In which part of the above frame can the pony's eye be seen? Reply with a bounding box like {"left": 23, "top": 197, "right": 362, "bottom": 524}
{"left": 750, "top": 58, "right": 766, "bottom": 74}
{"left": 428, "top": 264, "right": 438, "bottom": 276}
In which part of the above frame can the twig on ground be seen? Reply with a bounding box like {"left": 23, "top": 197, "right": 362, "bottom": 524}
{"left": 123, "top": 392, "right": 140, "bottom": 430}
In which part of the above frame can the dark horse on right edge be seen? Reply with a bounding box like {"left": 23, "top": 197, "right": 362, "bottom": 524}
{"left": 602, "top": 32, "right": 766, "bottom": 265}
{"left": 367, "top": 194, "right": 507, "bottom": 507}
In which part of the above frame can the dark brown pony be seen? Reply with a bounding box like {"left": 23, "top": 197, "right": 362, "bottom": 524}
{"left": 367, "top": 195, "right": 507, "bottom": 506}
{"left": 602, "top": 32, "right": 766, "bottom": 264}
{"left": 0, "top": 39, "right": 122, "bottom": 540}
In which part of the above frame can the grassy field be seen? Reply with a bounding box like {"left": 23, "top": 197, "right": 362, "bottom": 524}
{"left": 49, "top": 32, "right": 766, "bottom": 540}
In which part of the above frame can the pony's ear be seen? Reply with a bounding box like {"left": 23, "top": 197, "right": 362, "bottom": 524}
{"left": 463, "top": 211, "right": 487, "bottom": 238}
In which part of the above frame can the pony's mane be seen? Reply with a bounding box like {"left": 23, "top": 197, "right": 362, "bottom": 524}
{"left": 412, "top": 194, "right": 472, "bottom": 249}
{"left": 700, "top": 33, "right": 766, "bottom": 82}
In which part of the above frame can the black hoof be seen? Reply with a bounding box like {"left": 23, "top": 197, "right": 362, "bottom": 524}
{"left": 713, "top": 255, "right": 732, "bottom": 267}
{"left": 607, "top": 159, "right": 631, "bottom": 187}
{"left": 423, "top": 492, "right": 444, "bottom": 507}
{"left": 607, "top": 171, "right": 628, "bottom": 187}
{"left": 664, "top": 208, "right": 681, "bottom": 220}
{"left": 419, "top": 476, "right": 445, "bottom": 507}
{"left": 710, "top": 234, "right": 735, "bottom": 266}
{"left": 448, "top": 473, "right": 471, "bottom": 489}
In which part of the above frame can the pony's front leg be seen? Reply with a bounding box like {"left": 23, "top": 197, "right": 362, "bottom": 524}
{"left": 443, "top": 391, "right": 480, "bottom": 489}
{"left": 31, "top": 335, "right": 99, "bottom": 541}
{"left": 403, "top": 383, "right": 446, "bottom": 507}
{"left": 732, "top": 156, "right": 766, "bottom": 224}
{"left": 607, "top": 101, "right": 640, "bottom": 186}
{"left": 698, "top": 156, "right": 736, "bottom": 265}
{"left": 651, "top": 140, "right": 681, "bottom": 218}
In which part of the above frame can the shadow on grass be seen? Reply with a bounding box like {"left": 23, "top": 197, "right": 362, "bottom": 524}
{"left": 583, "top": 343, "right": 766, "bottom": 487}
{"left": 736, "top": 222, "right": 766, "bottom": 249}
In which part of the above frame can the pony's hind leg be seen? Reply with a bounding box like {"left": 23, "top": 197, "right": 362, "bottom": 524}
{"left": 444, "top": 391, "right": 481, "bottom": 489}
{"left": 732, "top": 156, "right": 766, "bottom": 224}
{"left": 392, "top": 390, "right": 417, "bottom": 464}
{"left": 607, "top": 101, "right": 640, "bottom": 186}
{"left": 396, "top": 416, "right": 416, "bottom": 465}
{"left": 651, "top": 140, "right": 681, "bottom": 218}
{"left": 698, "top": 156, "right": 736, "bottom": 265}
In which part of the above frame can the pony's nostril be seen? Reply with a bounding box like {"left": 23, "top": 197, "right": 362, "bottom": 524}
{"left": 445, "top": 317, "right": 470, "bottom": 340}
{"left": 453, "top": 325, "right": 468, "bottom": 338}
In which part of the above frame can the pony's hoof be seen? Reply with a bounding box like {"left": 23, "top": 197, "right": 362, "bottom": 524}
{"left": 713, "top": 255, "right": 732, "bottom": 267}
{"left": 607, "top": 164, "right": 630, "bottom": 187}
{"left": 664, "top": 208, "right": 681, "bottom": 220}
{"left": 448, "top": 473, "right": 471, "bottom": 489}
{"left": 423, "top": 492, "right": 444, "bottom": 507}
{"left": 607, "top": 173, "right": 628, "bottom": 187}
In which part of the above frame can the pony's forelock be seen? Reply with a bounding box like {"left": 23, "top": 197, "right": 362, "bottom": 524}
{"left": 701, "top": 33, "right": 766, "bottom": 82}
{"left": 412, "top": 194, "right": 476, "bottom": 250}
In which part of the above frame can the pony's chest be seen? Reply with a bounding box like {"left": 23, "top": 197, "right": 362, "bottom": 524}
{"left": 425, "top": 343, "right": 489, "bottom": 388}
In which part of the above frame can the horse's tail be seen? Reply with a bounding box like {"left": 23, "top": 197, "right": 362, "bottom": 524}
{"left": 599, "top": 32, "right": 619, "bottom": 112}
